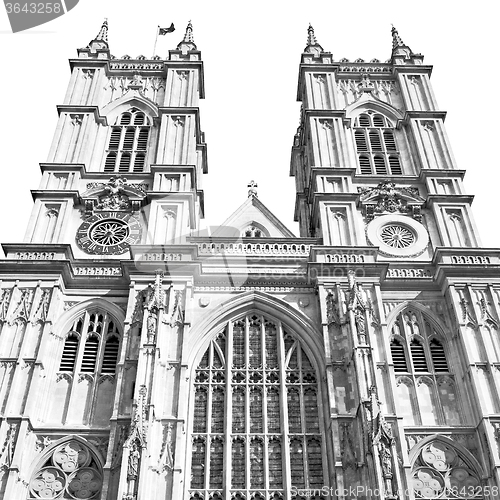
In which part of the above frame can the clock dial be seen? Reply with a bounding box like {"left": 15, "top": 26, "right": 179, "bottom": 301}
{"left": 76, "top": 212, "right": 141, "bottom": 255}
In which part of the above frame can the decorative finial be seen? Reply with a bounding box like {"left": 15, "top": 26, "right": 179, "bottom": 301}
{"left": 96, "top": 18, "right": 108, "bottom": 42}
{"left": 306, "top": 24, "right": 317, "bottom": 46}
{"left": 391, "top": 25, "right": 405, "bottom": 50}
{"left": 247, "top": 180, "right": 258, "bottom": 198}
{"left": 304, "top": 24, "right": 324, "bottom": 55}
{"left": 176, "top": 20, "right": 197, "bottom": 52}
{"left": 184, "top": 20, "right": 194, "bottom": 43}
{"left": 85, "top": 18, "right": 109, "bottom": 51}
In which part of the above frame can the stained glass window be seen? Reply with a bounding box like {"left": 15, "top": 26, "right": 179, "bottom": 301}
{"left": 189, "top": 314, "right": 324, "bottom": 498}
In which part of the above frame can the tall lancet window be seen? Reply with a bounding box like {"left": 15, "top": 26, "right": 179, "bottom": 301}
{"left": 189, "top": 313, "right": 325, "bottom": 499}
{"left": 104, "top": 108, "right": 151, "bottom": 173}
{"left": 354, "top": 111, "right": 403, "bottom": 175}
{"left": 390, "top": 308, "right": 461, "bottom": 426}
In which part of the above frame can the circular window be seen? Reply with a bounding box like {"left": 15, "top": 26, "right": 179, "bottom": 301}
{"left": 379, "top": 224, "right": 416, "bottom": 248}
{"left": 89, "top": 219, "right": 129, "bottom": 246}
{"left": 366, "top": 214, "right": 428, "bottom": 257}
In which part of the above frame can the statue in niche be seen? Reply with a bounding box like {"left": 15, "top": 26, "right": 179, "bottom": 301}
{"left": 147, "top": 308, "right": 157, "bottom": 343}
{"left": 127, "top": 440, "right": 140, "bottom": 480}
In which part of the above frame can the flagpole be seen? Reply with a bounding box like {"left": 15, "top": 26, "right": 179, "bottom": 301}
{"left": 152, "top": 25, "right": 160, "bottom": 58}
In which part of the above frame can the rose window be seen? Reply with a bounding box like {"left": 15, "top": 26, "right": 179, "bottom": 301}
{"left": 28, "top": 441, "right": 102, "bottom": 499}
{"left": 412, "top": 442, "right": 482, "bottom": 499}
{"left": 89, "top": 219, "right": 129, "bottom": 246}
{"left": 380, "top": 224, "right": 415, "bottom": 248}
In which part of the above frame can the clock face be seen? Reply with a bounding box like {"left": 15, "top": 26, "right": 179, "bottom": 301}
{"left": 76, "top": 212, "right": 142, "bottom": 255}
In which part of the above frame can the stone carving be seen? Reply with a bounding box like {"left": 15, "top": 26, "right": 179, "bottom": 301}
{"left": 0, "top": 423, "right": 17, "bottom": 468}
{"left": 35, "top": 435, "right": 53, "bottom": 453}
{"left": 10, "top": 288, "right": 34, "bottom": 323}
{"left": 111, "top": 426, "right": 128, "bottom": 471}
{"left": 31, "top": 288, "right": 51, "bottom": 323}
{"left": 451, "top": 255, "right": 491, "bottom": 265}
{"left": 88, "top": 437, "right": 109, "bottom": 462}
{"left": 358, "top": 181, "right": 423, "bottom": 222}
{"left": 458, "top": 294, "right": 476, "bottom": 325}
{"left": 131, "top": 290, "right": 146, "bottom": 326}
{"left": 170, "top": 290, "right": 184, "bottom": 327}
{"left": 156, "top": 422, "right": 175, "bottom": 473}
{"left": 0, "top": 288, "right": 12, "bottom": 322}
{"left": 340, "top": 423, "right": 357, "bottom": 470}
{"left": 146, "top": 309, "right": 158, "bottom": 344}
{"left": 347, "top": 271, "right": 371, "bottom": 344}
{"left": 373, "top": 413, "right": 397, "bottom": 500}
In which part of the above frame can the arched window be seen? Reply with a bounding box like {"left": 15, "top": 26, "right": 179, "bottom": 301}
{"left": 189, "top": 313, "right": 325, "bottom": 498}
{"left": 104, "top": 108, "right": 151, "bottom": 173}
{"left": 27, "top": 440, "right": 103, "bottom": 499}
{"left": 51, "top": 309, "right": 121, "bottom": 425}
{"left": 390, "top": 308, "right": 461, "bottom": 425}
{"left": 353, "top": 111, "right": 403, "bottom": 175}
{"left": 411, "top": 441, "right": 483, "bottom": 499}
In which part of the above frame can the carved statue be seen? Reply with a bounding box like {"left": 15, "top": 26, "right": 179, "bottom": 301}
{"left": 127, "top": 441, "right": 140, "bottom": 480}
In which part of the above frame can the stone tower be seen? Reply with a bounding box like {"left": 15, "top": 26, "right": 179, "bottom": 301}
{"left": 0, "top": 21, "right": 499, "bottom": 500}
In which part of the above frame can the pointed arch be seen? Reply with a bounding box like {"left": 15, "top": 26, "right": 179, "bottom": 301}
{"left": 346, "top": 99, "right": 404, "bottom": 124}
{"left": 184, "top": 291, "right": 324, "bottom": 372}
{"left": 386, "top": 301, "right": 449, "bottom": 339}
{"left": 101, "top": 94, "right": 159, "bottom": 124}
{"left": 184, "top": 291, "right": 328, "bottom": 497}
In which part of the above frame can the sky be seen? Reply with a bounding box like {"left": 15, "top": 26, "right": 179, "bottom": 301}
{"left": 0, "top": 0, "right": 498, "bottom": 248}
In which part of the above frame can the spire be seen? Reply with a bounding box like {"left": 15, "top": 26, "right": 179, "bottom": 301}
{"left": 304, "top": 24, "right": 324, "bottom": 55}
{"left": 183, "top": 20, "right": 194, "bottom": 43}
{"left": 390, "top": 25, "right": 420, "bottom": 64}
{"left": 176, "top": 20, "right": 197, "bottom": 53}
{"left": 85, "top": 18, "right": 109, "bottom": 54}
{"left": 306, "top": 24, "right": 317, "bottom": 46}
{"left": 391, "top": 25, "right": 405, "bottom": 50}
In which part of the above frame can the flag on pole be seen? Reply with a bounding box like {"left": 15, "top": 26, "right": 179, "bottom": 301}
{"left": 159, "top": 24, "right": 175, "bottom": 35}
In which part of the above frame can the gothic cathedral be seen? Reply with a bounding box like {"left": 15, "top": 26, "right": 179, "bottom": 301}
{"left": 0, "top": 20, "right": 498, "bottom": 500}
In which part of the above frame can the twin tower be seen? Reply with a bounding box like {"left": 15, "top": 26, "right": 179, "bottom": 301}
{"left": 0, "top": 19, "right": 498, "bottom": 500}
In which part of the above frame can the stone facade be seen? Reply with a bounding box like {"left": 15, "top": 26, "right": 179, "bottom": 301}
{"left": 0, "top": 20, "right": 499, "bottom": 500}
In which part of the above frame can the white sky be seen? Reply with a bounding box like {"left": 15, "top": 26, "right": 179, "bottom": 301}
{"left": 0, "top": 0, "right": 498, "bottom": 248}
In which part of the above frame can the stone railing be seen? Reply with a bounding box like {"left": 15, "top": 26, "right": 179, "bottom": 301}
{"left": 386, "top": 268, "right": 433, "bottom": 279}
{"left": 197, "top": 242, "right": 312, "bottom": 257}
{"left": 73, "top": 266, "right": 123, "bottom": 277}
{"left": 451, "top": 255, "right": 491, "bottom": 265}
{"left": 14, "top": 252, "right": 57, "bottom": 260}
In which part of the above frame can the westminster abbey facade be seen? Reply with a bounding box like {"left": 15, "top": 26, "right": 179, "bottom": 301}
{"left": 0, "top": 19, "right": 499, "bottom": 500}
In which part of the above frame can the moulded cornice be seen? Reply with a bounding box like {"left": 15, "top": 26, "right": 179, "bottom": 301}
{"left": 391, "top": 64, "right": 433, "bottom": 76}
{"left": 56, "top": 106, "right": 107, "bottom": 126}
{"left": 69, "top": 58, "right": 110, "bottom": 71}
{"left": 400, "top": 110, "right": 447, "bottom": 124}
{"left": 30, "top": 190, "right": 80, "bottom": 203}
{"left": 419, "top": 169, "right": 466, "bottom": 181}
{"left": 39, "top": 164, "right": 86, "bottom": 174}
{"left": 2, "top": 243, "right": 74, "bottom": 260}
{"left": 425, "top": 194, "right": 475, "bottom": 206}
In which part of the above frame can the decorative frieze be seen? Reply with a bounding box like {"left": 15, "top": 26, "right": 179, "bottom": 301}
{"left": 451, "top": 255, "right": 491, "bottom": 264}
{"left": 13, "top": 252, "right": 57, "bottom": 260}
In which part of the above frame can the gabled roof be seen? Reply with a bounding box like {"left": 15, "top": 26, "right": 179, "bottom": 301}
{"left": 212, "top": 195, "right": 296, "bottom": 238}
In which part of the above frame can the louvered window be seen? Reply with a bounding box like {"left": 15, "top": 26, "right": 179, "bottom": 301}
{"left": 104, "top": 108, "right": 151, "bottom": 173}
{"left": 430, "top": 339, "right": 449, "bottom": 372}
{"left": 391, "top": 308, "right": 459, "bottom": 425}
{"left": 410, "top": 339, "right": 428, "bottom": 371}
{"left": 353, "top": 111, "right": 404, "bottom": 175}
{"left": 189, "top": 314, "right": 324, "bottom": 498}
{"left": 57, "top": 310, "right": 121, "bottom": 376}
{"left": 60, "top": 334, "right": 79, "bottom": 371}
{"left": 81, "top": 335, "right": 99, "bottom": 372}
{"left": 101, "top": 336, "right": 120, "bottom": 373}
{"left": 390, "top": 338, "right": 408, "bottom": 372}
